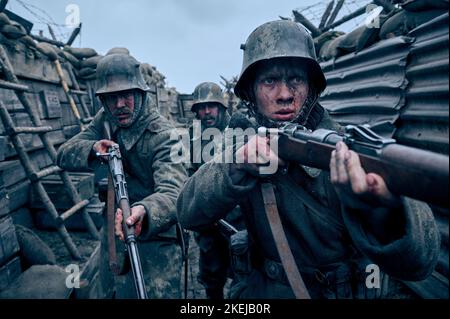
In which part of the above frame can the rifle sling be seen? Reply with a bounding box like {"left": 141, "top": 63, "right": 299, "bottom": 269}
{"left": 260, "top": 182, "right": 311, "bottom": 299}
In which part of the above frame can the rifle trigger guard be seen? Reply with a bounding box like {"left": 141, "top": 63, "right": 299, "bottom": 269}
{"left": 344, "top": 125, "right": 395, "bottom": 148}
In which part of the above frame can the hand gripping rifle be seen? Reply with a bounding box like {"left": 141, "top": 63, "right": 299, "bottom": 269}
{"left": 260, "top": 123, "right": 449, "bottom": 208}
{"left": 98, "top": 144, "right": 148, "bottom": 299}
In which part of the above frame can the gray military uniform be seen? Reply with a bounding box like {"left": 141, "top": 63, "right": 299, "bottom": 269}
{"left": 177, "top": 107, "right": 440, "bottom": 299}
{"left": 57, "top": 98, "right": 188, "bottom": 298}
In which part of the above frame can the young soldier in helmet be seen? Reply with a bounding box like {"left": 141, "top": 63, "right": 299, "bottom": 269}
{"left": 177, "top": 21, "right": 439, "bottom": 298}
{"left": 188, "top": 82, "right": 244, "bottom": 299}
{"left": 57, "top": 53, "right": 188, "bottom": 298}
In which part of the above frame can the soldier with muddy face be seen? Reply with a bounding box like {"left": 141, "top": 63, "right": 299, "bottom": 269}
{"left": 177, "top": 20, "right": 440, "bottom": 299}
{"left": 57, "top": 53, "right": 187, "bottom": 298}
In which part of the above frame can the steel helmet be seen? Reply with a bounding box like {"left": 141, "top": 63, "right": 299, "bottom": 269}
{"left": 234, "top": 20, "right": 326, "bottom": 101}
{"left": 191, "top": 82, "right": 227, "bottom": 112}
{"left": 95, "top": 53, "right": 150, "bottom": 96}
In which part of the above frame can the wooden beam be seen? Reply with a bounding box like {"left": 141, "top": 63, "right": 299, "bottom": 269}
{"left": 325, "top": 0, "right": 345, "bottom": 27}
{"left": 292, "top": 10, "right": 321, "bottom": 38}
{"left": 0, "top": 0, "right": 8, "bottom": 13}
{"left": 47, "top": 24, "right": 57, "bottom": 41}
{"left": 321, "top": 6, "right": 366, "bottom": 32}
{"left": 319, "top": 1, "right": 334, "bottom": 29}
{"left": 66, "top": 23, "right": 82, "bottom": 46}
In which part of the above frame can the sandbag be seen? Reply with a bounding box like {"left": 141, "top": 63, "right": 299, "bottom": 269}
{"left": 1, "top": 24, "right": 26, "bottom": 39}
{"left": 319, "top": 34, "right": 346, "bottom": 61}
{"left": 106, "top": 47, "right": 130, "bottom": 55}
{"left": 0, "top": 265, "right": 72, "bottom": 299}
{"left": 18, "top": 35, "right": 37, "bottom": 48}
{"left": 64, "top": 46, "right": 97, "bottom": 59}
{"left": 380, "top": 9, "right": 447, "bottom": 39}
{"left": 59, "top": 50, "right": 80, "bottom": 69}
{"left": 139, "top": 62, "right": 153, "bottom": 76}
{"left": 81, "top": 73, "right": 97, "bottom": 81}
{"left": 0, "top": 13, "right": 11, "bottom": 26}
{"left": 338, "top": 25, "right": 380, "bottom": 53}
{"left": 314, "top": 31, "right": 344, "bottom": 56}
{"left": 78, "top": 67, "right": 96, "bottom": 77}
{"left": 36, "top": 42, "right": 58, "bottom": 61}
{"left": 401, "top": 0, "right": 449, "bottom": 11}
{"left": 15, "top": 225, "right": 56, "bottom": 269}
{"left": 80, "top": 55, "right": 102, "bottom": 69}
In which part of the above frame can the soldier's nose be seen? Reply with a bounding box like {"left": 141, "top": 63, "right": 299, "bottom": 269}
{"left": 116, "top": 96, "right": 127, "bottom": 108}
{"left": 276, "top": 83, "right": 294, "bottom": 105}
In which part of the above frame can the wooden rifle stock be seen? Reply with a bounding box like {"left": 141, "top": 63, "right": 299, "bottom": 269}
{"left": 273, "top": 125, "right": 449, "bottom": 208}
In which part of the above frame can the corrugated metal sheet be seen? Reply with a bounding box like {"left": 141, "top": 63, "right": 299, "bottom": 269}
{"left": 319, "top": 12, "right": 449, "bottom": 299}
{"left": 320, "top": 36, "right": 413, "bottom": 136}
{"left": 395, "top": 13, "right": 449, "bottom": 155}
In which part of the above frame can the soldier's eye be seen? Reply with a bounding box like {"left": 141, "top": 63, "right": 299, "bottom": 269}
{"left": 290, "top": 76, "right": 306, "bottom": 84}
{"left": 262, "top": 78, "right": 275, "bottom": 85}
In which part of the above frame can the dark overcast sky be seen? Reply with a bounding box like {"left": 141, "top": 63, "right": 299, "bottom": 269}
{"left": 6, "top": 0, "right": 369, "bottom": 93}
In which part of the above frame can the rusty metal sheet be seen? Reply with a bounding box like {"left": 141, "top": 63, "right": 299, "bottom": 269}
{"left": 395, "top": 13, "right": 449, "bottom": 155}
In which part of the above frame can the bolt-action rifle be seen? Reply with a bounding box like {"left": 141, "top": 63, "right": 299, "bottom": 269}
{"left": 260, "top": 124, "right": 448, "bottom": 208}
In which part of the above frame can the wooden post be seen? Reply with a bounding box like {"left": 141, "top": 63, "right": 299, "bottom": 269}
{"left": 0, "top": 0, "right": 8, "bottom": 12}
{"left": 321, "top": 6, "right": 367, "bottom": 32}
{"left": 66, "top": 23, "right": 82, "bottom": 46}
{"left": 319, "top": 1, "right": 335, "bottom": 29}
{"left": 292, "top": 10, "right": 321, "bottom": 38}
{"left": 325, "top": 0, "right": 345, "bottom": 27}
{"left": 47, "top": 24, "right": 57, "bottom": 41}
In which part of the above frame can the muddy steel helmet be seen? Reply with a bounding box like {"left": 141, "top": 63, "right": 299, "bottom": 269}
{"left": 95, "top": 53, "right": 150, "bottom": 96}
{"left": 234, "top": 20, "right": 326, "bottom": 101}
{"left": 191, "top": 82, "right": 227, "bottom": 112}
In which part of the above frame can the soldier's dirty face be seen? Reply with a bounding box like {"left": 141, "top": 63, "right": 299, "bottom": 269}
{"left": 253, "top": 60, "right": 309, "bottom": 122}
{"left": 102, "top": 90, "right": 136, "bottom": 126}
{"left": 195, "top": 103, "right": 220, "bottom": 128}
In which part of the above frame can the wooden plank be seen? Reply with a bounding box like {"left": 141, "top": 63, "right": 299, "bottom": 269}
{"left": 0, "top": 188, "right": 9, "bottom": 218}
{"left": 0, "top": 216, "right": 20, "bottom": 265}
{"left": 0, "top": 256, "right": 21, "bottom": 291}
{"left": 60, "top": 102, "right": 79, "bottom": 126}
{"left": 39, "top": 90, "right": 62, "bottom": 119}
{"left": 0, "top": 136, "right": 5, "bottom": 161}
{"left": 8, "top": 207, "right": 34, "bottom": 229}
{"left": 30, "top": 172, "right": 95, "bottom": 210}
{"left": 6, "top": 180, "right": 30, "bottom": 212}
{"left": 2, "top": 129, "right": 66, "bottom": 159}
{"left": 33, "top": 196, "right": 103, "bottom": 230}
{"left": 6, "top": 42, "right": 74, "bottom": 86}
{"left": 0, "top": 160, "right": 27, "bottom": 188}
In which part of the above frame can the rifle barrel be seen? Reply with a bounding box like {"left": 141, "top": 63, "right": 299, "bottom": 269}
{"left": 127, "top": 240, "right": 148, "bottom": 299}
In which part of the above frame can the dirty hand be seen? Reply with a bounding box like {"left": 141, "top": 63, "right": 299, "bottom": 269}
{"left": 330, "top": 141, "right": 401, "bottom": 209}
{"left": 232, "top": 135, "right": 285, "bottom": 177}
{"left": 93, "top": 139, "right": 117, "bottom": 155}
{"left": 115, "top": 205, "right": 146, "bottom": 241}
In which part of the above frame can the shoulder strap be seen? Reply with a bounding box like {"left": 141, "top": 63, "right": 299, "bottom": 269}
{"left": 260, "top": 182, "right": 311, "bottom": 299}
